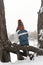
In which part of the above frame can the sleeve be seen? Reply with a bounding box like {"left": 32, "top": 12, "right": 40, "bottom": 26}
{"left": 13, "top": 30, "right": 20, "bottom": 44}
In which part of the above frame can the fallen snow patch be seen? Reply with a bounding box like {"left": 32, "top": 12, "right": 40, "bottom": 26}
{"left": 14, "top": 56, "right": 43, "bottom": 65}
{"left": 0, "top": 56, "right": 43, "bottom": 65}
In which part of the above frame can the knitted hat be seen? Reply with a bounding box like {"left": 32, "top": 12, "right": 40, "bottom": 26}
{"left": 18, "top": 19, "right": 24, "bottom": 26}
{"left": 17, "top": 19, "right": 24, "bottom": 30}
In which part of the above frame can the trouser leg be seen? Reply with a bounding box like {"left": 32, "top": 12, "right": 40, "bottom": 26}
{"left": 17, "top": 50, "right": 24, "bottom": 60}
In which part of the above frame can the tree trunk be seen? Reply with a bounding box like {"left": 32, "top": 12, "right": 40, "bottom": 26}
{"left": 37, "top": 0, "right": 43, "bottom": 48}
{"left": 0, "top": 0, "right": 10, "bottom": 62}
{"left": 4, "top": 44, "right": 43, "bottom": 56}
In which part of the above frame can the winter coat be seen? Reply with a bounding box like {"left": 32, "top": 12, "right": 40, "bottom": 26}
{"left": 17, "top": 30, "right": 29, "bottom": 45}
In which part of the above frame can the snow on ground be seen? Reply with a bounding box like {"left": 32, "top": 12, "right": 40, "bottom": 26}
{"left": 0, "top": 56, "right": 43, "bottom": 65}
{"left": 10, "top": 40, "right": 38, "bottom": 63}
{"left": 0, "top": 40, "right": 43, "bottom": 65}
{"left": 29, "top": 40, "right": 38, "bottom": 47}
{"left": 14, "top": 56, "right": 43, "bottom": 65}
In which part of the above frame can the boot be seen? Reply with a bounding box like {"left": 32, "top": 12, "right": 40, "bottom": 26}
{"left": 17, "top": 52, "right": 24, "bottom": 60}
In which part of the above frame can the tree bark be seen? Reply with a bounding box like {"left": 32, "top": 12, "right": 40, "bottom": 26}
{"left": 0, "top": 0, "right": 10, "bottom": 62}
{"left": 4, "top": 43, "right": 43, "bottom": 56}
{"left": 37, "top": 0, "right": 43, "bottom": 48}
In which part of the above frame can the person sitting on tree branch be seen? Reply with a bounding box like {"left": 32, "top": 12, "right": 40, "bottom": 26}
{"left": 16, "top": 19, "right": 29, "bottom": 60}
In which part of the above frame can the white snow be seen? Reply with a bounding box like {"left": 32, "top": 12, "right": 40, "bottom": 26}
{"left": 10, "top": 40, "right": 38, "bottom": 63}
{"left": 0, "top": 56, "right": 43, "bottom": 65}
{"left": 0, "top": 40, "right": 43, "bottom": 65}
{"left": 14, "top": 56, "right": 43, "bottom": 65}
{"left": 40, "top": 6, "right": 43, "bottom": 13}
{"left": 29, "top": 40, "right": 38, "bottom": 47}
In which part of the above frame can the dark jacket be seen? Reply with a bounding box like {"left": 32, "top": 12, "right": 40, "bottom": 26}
{"left": 17, "top": 30, "right": 29, "bottom": 45}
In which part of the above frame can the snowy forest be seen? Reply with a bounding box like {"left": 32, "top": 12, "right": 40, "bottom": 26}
{"left": 0, "top": 0, "right": 43, "bottom": 65}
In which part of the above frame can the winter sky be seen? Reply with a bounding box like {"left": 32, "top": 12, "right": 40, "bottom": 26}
{"left": 4, "top": 0, "right": 41, "bottom": 34}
